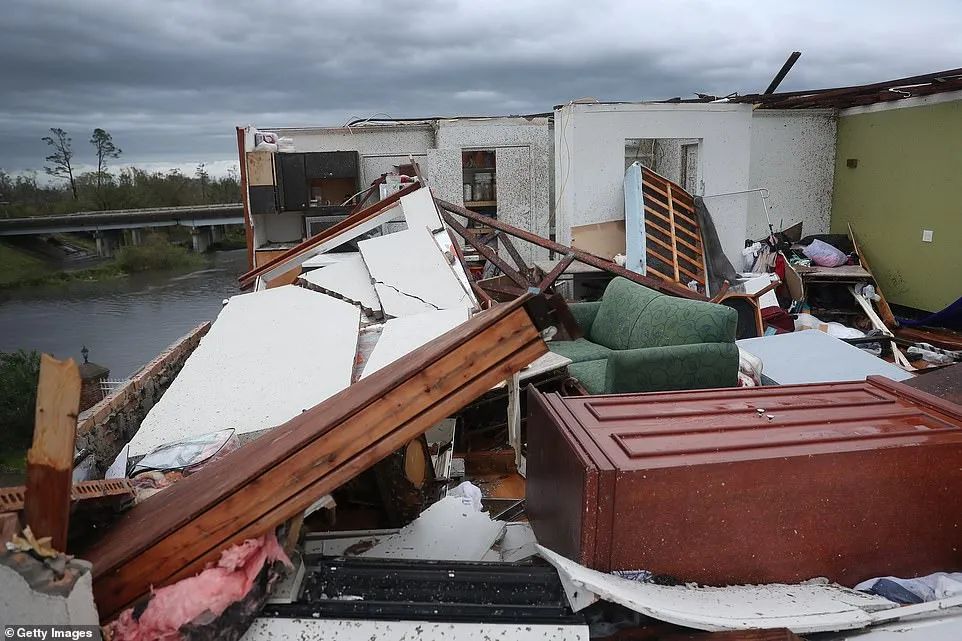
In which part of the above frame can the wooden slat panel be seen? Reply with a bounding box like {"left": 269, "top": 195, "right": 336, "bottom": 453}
{"left": 85, "top": 297, "right": 547, "bottom": 618}
{"left": 640, "top": 167, "right": 707, "bottom": 290}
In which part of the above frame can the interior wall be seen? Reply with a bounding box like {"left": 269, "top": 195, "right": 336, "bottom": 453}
{"left": 555, "top": 103, "right": 753, "bottom": 266}
{"left": 747, "top": 110, "right": 837, "bottom": 240}
{"left": 831, "top": 99, "right": 962, "bottom": 312}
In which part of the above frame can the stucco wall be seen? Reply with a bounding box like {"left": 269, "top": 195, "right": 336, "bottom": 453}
{"left": 831, "top": 98, "right": 962, "bottom": 312}
{"left": 436, "top": 118, "right": 552, "bottom": 261}
{"left": 747, "top": 110, "right": 837, "bottom": 240}
{"left": 554, "top": 103, "right": 753, "bottom": 266}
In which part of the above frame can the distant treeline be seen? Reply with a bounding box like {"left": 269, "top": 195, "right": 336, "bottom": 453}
{"left": 0, "top": 127, "right": 240, "bottom": 217}
{"left": 0, "top": 165, "right": 241, "bottom": 218}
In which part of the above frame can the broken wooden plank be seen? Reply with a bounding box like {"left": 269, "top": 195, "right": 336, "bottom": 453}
{"left": 848, "top": 222, "right": 898, "bottom": 329}
{"left": 83, "top": 296, "right": 547, "bottom": 619}
{"left": 437, "top": 198, "right": 704, "bottom": 300}
{"left": 24, "top": 354, "right": 81, "bottom": 552}
{"left": 441, "top": 212, "right": 530, "bottom": 289}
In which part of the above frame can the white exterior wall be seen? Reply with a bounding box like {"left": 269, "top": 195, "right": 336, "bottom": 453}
{"left": 555, "top": 102, "right": 754, "bottom": 267}
{"left": 747, "top": 110, "right": 837, "bottom": 240}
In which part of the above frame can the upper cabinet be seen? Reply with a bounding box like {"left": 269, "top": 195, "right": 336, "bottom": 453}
{"left": 275, "top": 151, "right": 360, "bottom": 212}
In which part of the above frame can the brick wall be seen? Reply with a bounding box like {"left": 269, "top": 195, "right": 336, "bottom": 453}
{"left": 75, "top": 322, "right": 212, "bottom": 472}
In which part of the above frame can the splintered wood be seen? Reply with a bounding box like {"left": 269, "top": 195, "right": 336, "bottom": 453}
{"left": 82, "top": 296, "right": 547, "bottom": 620}
{"left": 641, "top": 167, "right": 707, "bottom": 292}
{"left": 24, "top": 354, "right": 81, "bottom": 552}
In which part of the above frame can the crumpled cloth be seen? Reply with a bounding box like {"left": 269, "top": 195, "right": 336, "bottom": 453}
{"left": 856, "top": 572, "right": 962, "bottom": 604}
{"left": 104, "top": 533, "right": 292, "bottom": 641}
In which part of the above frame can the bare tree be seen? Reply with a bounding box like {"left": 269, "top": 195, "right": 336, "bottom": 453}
{"left": 90, "top": 128, "right": 121, "bottom": 208}
{"left": 195, "top": 163, "right": 209, "bottom": 203}
{"left": 41, "top": 128, "right": 78, "bottom": 199}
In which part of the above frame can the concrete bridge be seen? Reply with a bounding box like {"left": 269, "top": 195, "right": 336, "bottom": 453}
{"left": 0, "top": 203, "right": 244, "bottom": 255}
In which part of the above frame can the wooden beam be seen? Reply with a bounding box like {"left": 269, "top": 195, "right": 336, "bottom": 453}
{"left": 24, "top": 354, "right": 81, "bottom": 552}
{"left": 235, "top": 128, "right": 254, "bottom": 270}
{"left": 667, "top": 183, "right": 681, "bottom": 282}
{"left": 496, "top": 232, "right": 533, "bottom": 282}
{"left": 441, "top": 212, "right": 530, "bottom": 289}
{"left": 848, "top": 222, "right": 898, "bottom": 329}
{"left": 436, "top": 198, "right": 704, "bottom": 300}
{"left": 537, "top": 253, "right": 575, "bottom": 291}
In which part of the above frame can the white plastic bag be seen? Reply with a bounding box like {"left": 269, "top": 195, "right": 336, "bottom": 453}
{"left": 802, "top": 239, "right": 848, "bottom": 267}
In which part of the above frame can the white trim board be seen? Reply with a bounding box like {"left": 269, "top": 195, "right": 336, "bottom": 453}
{"left": 127, "top": 286, "right": 360, "bottom": 457}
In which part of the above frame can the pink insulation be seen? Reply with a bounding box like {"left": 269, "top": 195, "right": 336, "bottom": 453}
{"left": 104, "top": 533, "right": 291, "bottom": 641}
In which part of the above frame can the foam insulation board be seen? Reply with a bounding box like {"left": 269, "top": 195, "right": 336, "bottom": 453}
{"left": 362, "top": 496, "right": 505, "bottom": 561}
{"left": 359, "top": 227, "right": 474, "bottom": 317}
{"left": 360, "top": 308, "right": 470, "bottom": 378}
{"left": 300, "top": 254, "right": 381, "bottom": 314}
{"left": 127, "top": 286, "right": 360, "bottom": 457}
{"left": 538, "top": 546, "right": 896, "bottom": 634}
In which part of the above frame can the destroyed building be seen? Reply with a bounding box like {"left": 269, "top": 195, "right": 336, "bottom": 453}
{"left": 2, "top": 66, "right": 962, "bottom": 641}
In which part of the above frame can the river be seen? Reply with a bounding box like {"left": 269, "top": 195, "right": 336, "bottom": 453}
{"left": 0, "top": 250, "right": 248, "bottom": 378}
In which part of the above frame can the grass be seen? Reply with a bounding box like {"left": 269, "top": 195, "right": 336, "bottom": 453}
{"left": 0, "top": 234, "right": 208, "bottom": 290}
{"left": 114, "top": 235, "right": 204, "bottom": 272}
{"left": 0, "top": 242, "right": 53, "bottom": 286}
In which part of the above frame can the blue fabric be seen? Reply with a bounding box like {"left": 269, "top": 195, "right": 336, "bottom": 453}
{"left": 897, "top": 295, "right": 962, "bottom": 330}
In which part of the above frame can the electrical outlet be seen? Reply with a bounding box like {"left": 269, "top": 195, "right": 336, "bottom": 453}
{"left": 922, "top": 229, "right": 934, "bottom": 243}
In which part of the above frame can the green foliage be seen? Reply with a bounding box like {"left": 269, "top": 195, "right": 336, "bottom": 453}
{"left": 0, "top": 350, "right": 41, "bottom": 451}
{"left": 0, "top": 241, "right": 52, "bottom": 285}
{"left": 0, "top": 164, "right": 241, "bottom": 217}
{"left": 114, "top": 235, "right": 203, "bottom": 273}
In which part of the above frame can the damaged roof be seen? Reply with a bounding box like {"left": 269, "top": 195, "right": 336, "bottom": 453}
{"left": 723, "top": 67, "right": 962, "bottom": 109}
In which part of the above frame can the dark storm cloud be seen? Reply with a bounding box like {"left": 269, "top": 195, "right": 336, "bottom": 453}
{"left": 1, "top": 0, "right": 959, "bottom": 175}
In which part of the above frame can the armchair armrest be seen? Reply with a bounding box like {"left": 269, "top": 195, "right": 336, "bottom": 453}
{"left": 605, "top": 342, "right": 739, "bottom": 394}
{"left": 569, "top": 301, "right": 602, "bottom": 335}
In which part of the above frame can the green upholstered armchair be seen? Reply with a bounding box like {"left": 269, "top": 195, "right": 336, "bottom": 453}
{"left": 549, "top": 277, "right": 739, "bottom": 394}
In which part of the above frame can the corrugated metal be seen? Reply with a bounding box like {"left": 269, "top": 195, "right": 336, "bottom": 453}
{"left": 526, "top": 377, "right": 962, "bottom": 585}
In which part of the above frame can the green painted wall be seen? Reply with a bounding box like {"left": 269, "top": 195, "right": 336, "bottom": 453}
{"left": 831, "top": 100, "right": 962, "bottom": 312}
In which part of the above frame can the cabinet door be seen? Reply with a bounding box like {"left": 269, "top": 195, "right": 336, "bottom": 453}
{"left": 276, "top": 153, "right": 308, "bottom": 210}
{"left": 425, "top": 148, "right": 464, "bottom": 206}
{"left": 495, "top": 147, "right": 537, "bottom": 263}
{"left": 305, "top": 151, "right": 359, "bottom": 180}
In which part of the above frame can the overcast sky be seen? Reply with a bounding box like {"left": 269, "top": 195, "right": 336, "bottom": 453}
{"left": 2, "top": 0, "right": 959, "bottom": 177}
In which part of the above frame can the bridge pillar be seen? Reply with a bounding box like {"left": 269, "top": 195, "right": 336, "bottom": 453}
{"left": 210, "top": 225, "right": 225, "bottom": 244}
{"left": 94, "top": 231, "right": 116, "bottom": 258}
{"left": 191, "top": 227, "right": 211, "bottom": 253}
{"left": 129, "top": 228, "right": 144, "bottom": 246}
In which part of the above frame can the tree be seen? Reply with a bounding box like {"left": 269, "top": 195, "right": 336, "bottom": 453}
{"left": 41, "top": 128, "right": 78, "bottom": 199}
{"left": 90, "top": 128, "right": 121, "bottom": 209}
{"left": 195, "top": 163, "right": 209, "bottom": 203}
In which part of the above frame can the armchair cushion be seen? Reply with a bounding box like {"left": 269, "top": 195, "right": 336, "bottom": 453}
{"left": 605, "top": 342, "right": 739, "bottom": 394}
{"left": 629, "top": 295, "right": 737, "bottom": 348}
{"left": 548, "top": 338, "right": 613, "bottom": 364}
